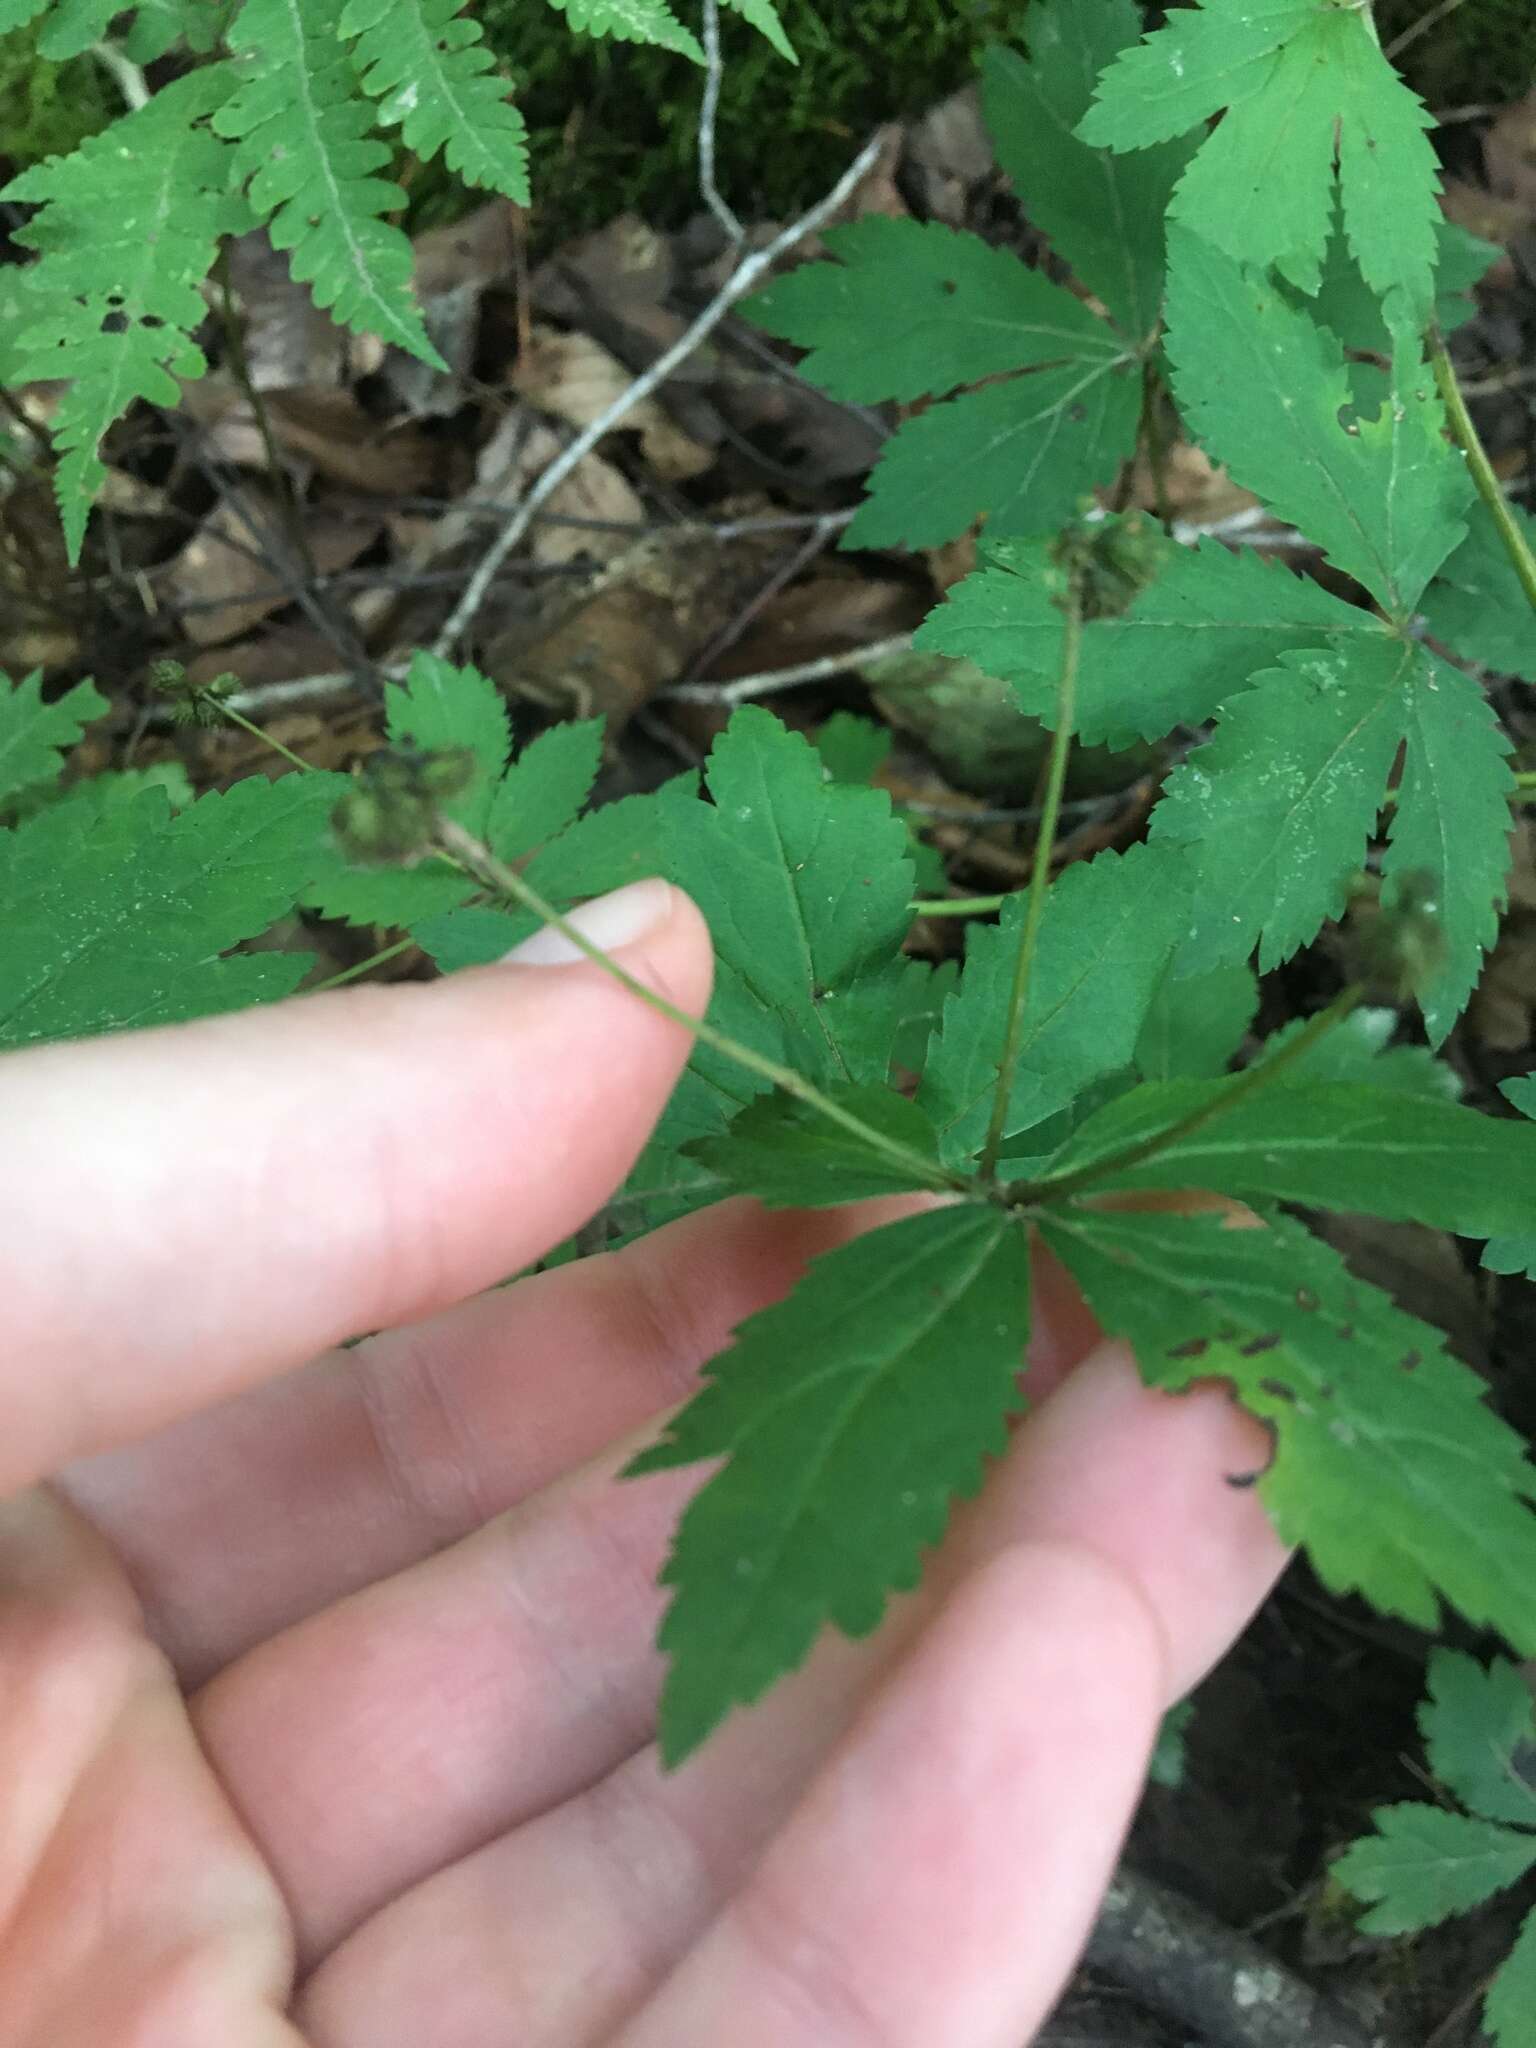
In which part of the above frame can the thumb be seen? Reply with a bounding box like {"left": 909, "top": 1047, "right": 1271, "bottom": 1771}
{"left": 0, "top": 879, "right": 712, "bottom": 1493}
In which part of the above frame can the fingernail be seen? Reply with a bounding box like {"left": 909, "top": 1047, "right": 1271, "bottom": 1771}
{"left": 501, "top": 878, "right": 675, "bottom": 967}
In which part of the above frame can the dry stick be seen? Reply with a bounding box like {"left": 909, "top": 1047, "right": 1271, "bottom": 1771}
{"left": 1088, "top": 1867, "right": 1394, "bottom": 2048}
{"left": 432, "top": 127, "right": 888, "bottom": 659}
{"left": 979, "top": 570, "right": 1084, "bottom": 1182}
{"left": 665, "top": 631, "right": 915, "bottom": 705}
{"left": 430, "top": 815, "right": 971, "bottom": 1197}
{"left": 699, "top": 0, "right": 744, "bottom": 246}
{"left": 1430, "top": 329, "right": 1536, "bottom": 620}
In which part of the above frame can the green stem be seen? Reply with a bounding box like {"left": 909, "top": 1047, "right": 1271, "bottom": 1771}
{"left": 1515, "top": 771, "right": 1536, "bottom": 792}
{"left": 307, "top": 937, "right": 416, "bottom": 993}
{"left": 1011, "top": 982, "right": 1365, "bottom": 1206}
{"left": 214, "top": 698, "right": 314, "bottom": 775}
{"left": 1429, "top": 329, "right": 1536, "bottom": 621}
{"left": 910, "top": 894, "right": 1010, "bottom": 917}
{"left": 431, "top": 816, "right": 972, "bottom": 1199}
{"left": 979, "top": 570, "right": 1084, "bottom": 1181}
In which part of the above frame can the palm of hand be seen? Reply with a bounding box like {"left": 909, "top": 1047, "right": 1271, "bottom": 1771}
{"left": 0, "top": 904, "right": 1284, "bottom": 2047}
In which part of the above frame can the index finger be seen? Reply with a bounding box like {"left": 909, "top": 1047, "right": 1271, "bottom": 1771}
{"left": 0, "top": 882, "right": 712, "bottom": 1494}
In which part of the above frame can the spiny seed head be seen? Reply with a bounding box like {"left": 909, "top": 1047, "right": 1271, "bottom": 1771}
{"left": 330, "top": 746, "right": 476, "bottom": 865}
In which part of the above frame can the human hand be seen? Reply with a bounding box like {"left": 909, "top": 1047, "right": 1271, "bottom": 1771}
{"left": 0, "top": 879, "right": 1287, "bottom": 2047}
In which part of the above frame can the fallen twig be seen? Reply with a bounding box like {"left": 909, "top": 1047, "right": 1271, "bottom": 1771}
{"left": 432, "top": 127, "right": 889, "bottom": 659}
{"left": 1087, "top": 1866, "right": 1394, "bottom": 2048}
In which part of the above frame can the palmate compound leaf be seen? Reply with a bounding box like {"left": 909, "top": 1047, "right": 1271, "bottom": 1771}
{"left": 2, "top": 68, "right": 248, "bottom": 563}
{"left": 1420, "top": 1650, "right": 1536, "bottom": 1830}
{"left": 916, "top": 526, "right": 1377, "bottom": 749}
{"left": 918, "top": 841, "right": 1191, "bottom": 1166}
{"left": 1148, "top": 633, "right": 1514, "bottom": 1037}
{"left": 0, "top": 670, "right": 106, "bottom": 807}
{"left": 1078, "top": 0, "right": 1440, "bottom": 323}
{"left": 0, "top": 770, "right": 344, "bottom": 1051}
{"left": 1034, "top": 1079, "right": 1536, "bottom": 1245}
{"left": 660, "top": 705, "right": 916, "bottom": 1093}
{"left": 743, "top": 216, "right": 1140, "bottom": 551}
{"left": 215, "top": 0, "right": 443, "bottom": 366}
{"left": 980, "top": 0, "right": 1193, "bottom": 342}
{"left": 1485, "top": 1077, "right": 1536, "bottom": 1284}
{"left": 1037, "top": 1206, "right": 1536, "bottom": 1654}
{"left": 1421, "top": 499, "right": 1536, "bottom": 685}
{"left": 627, "top": 1203, "right": 1032, "bottom": 1764}
{"left": 340, "top": 0, "right": 529, "bottom": 204}
{"left": 1161, "top": 229, "right": 1471, "bottom": 619}
{"left": 1334, "top": 1807, "right": 1536, "bottom": 1933}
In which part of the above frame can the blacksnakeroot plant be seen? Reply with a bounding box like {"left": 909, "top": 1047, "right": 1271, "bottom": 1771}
{"left": 3, "top": 0, "right": 1536, "bottom": 1793}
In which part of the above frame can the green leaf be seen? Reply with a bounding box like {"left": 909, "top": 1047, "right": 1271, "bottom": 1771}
{"left": 1135, "top": 962, "right": 1259, "bottom": 1083}
{"left": 1381, "top": 648, "right": 1515, "bottom": 1041}
{"left": 919, "top": 842, "right": 1189, "bottom": 1165}
{"left": 1150, "top": 634, "right": 1409, "bottom": 976}
{"left": 893, "top": 956, "right": 958, "bottom": 1080}
{"left": 0, "top": 670, "right": 106, "bottom": 807}
{"left": 844, "top": 352, "right": 1141, "bottom": 551}
{"left": 1039, "top": 1078, "right": 1536, "bottom": 1243}
{"left": 746, "top": 217, "right": 1116, "bottom": 406}
{"left": 814, "top": 711, "right": 892, "bottom": 787}
{"left": 629, "top": 1204, "right": 1031, "bottom": 1763}
{"left": 1420, "top": 1650, "right": 1536, "bottom": 1830}
{"left": 918, "top": 532, "right": 1372, "bottom": 748}
{"left": 1304, "top": 216, "right": 1499, "bottom": 358}
{"left": 303, "top": 651, "right": 512, "bottom": 928}
{"left": 0, "top": 772, "right": 343, "bottom": 1050}
{"left": 124, "top": 0, "right": 232, "bottom": 60}
{"left": 661, "top": 707, "right": 914, "bottom": 1090}
{"left": 688, "top": 1086, "right": 947, "bottom": 1209}
{"left": 1161, "top": 230, "right": 1470, "bottom": 616}
{"left": 1079, "top": 0, "right": 1439, "bottom": 321}
{"left": 540, "top": 0, "right": 703, "bottom": 61}
{"left": 1486, "top": 1903, "right": 1536, "bottom": 2048}
{"left": 340, "top": 0, "right": 530, "bottom": 204}
{"left": 487, "top": 716, "right": 603, "bottom": 862}
{"left": 1253, "top": 1006, "right": 1458, "bottom": 1103}
{"left": 216, "top": 0, "right": 444, "bottom": 365}
{"left": 1039, "top": 1207, "right": 1536, "bottom": 1651}
{"left": 744, "top": 214, "right": 1140, "bottom": 552}
{"left": 3, "top": 69, "right": 245, "bottom": 562}
{"left": 1421, "top": 500, "right": 1536, "bottom": 684}
{"left": 1486, "top": 1077, "right": 1536, "bottom": 1284}
{"left": 720, "top": 0, "right": 792, "bottom": 62}
{"left": 1335, "top": 1805, "right": 1536, "bottom": 1933}
{"left": 411, "top": 779, "right": 689, "bottom": 966}
{"left": 980, "top": 0, "right": 1192, "bottom": 340}
{"left": 34, "top": 0, "right": 119, "bottom": 58}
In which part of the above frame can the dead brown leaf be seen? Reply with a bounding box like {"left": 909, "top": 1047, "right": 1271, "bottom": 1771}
{"left": 169, "top": 487, "right": 380, "bottom": 646}
{"left": 512, "top": 323, "right": 713, "bottom": 482}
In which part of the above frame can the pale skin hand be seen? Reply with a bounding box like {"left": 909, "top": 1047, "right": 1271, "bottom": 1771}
{"left": 0, "top": 881, "right": 1288, "bottom": 2048}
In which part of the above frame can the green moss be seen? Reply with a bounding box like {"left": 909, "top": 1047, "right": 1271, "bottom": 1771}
{"left": 475, "top": 0, "right": 1021, "bottom": 245}
{"left": 1375, "top": 0, "right": 1536, "bottom": 112}
{"left": 0, "top": 27, "right": 115, "bottom": 168}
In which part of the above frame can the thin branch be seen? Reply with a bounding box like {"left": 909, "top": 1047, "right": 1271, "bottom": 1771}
{"left": 1385, "top": 0, "right": 1466, "bottom": 61}
{"left": 680, "top": 510, "right": 846, "bottom": 681}
{"left": 980, "top": 568, "right": 1084, "bottom": 1181}
{"left": 432, "top": 127, "right": 888, "bottom": 659}
{"left": 1429, "top": 329, "right": 1536, "bottom": 621}
{"left": 90, "top": 39, "right": 150, "bottom": 109}
{"left": 699, "top": 0, "right": 743, "bottom": 246}
{"left": 664, "top": 631, "right": 915, "bottom": 705}
{"left": 1088, "top": 1866, "right": 1394, "bottom": 2048}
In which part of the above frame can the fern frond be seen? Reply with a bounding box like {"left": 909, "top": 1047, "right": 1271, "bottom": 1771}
{"left": 2, "top": 68, "right": 246, "bottom": 563}
{"left": 340, "top": 0, "right": 529, "bottom": 204}
{"left": 540, "top": 0, "right": 704, "bottom": 63}
{"left": 214, "top": 0, "right": 445, "bottom": 367}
